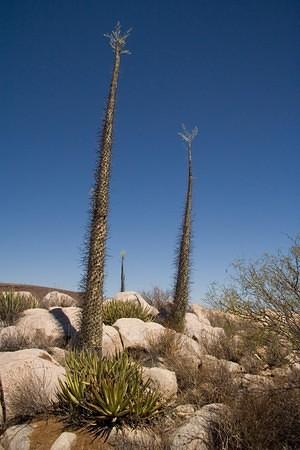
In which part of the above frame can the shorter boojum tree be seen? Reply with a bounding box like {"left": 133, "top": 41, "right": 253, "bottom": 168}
{"left": 120, "top": 250, "right": 126, "bottom": 292}
{"left": 171, "top": 125, "right": 198, "bottom": 332}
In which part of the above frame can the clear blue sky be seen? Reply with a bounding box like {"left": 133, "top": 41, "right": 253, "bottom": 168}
{"left": 1, "top": 0, "right": 299, "bottom": 302}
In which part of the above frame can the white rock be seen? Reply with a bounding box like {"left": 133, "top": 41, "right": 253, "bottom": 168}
{"left": 201, "top": 355, "right": 245, "bottom": 374}
{"left": 48, "top": 347, "right": 67, "bottom": 366}
{"left": 0, "top": 349, "right": 65, "bottom": 420}
{"left": 107, "top": 428, "right": 161, "bottom": 450}
{"left": 175, "top": 404, "right": 196, "bottom": 417}
{"left": 113, "top": 291, "right": 159, "bottom": 316}
{"left": 175, "top": 332, "right": 205, "bottom": 362}
{"left": 50, "top": 432, "right": 77, "bottom": 450}
{"left": 1, "top": 424, "right": 33, "bottom": 450}
{"left": 15, "top": 307, "right": 81, "bottom": 344}
{"left": 142, "top": 366, "right": 177, "bottom": 400}
{"left": 42, "top": 291, "right": 79, "bottom": 308}
{"left": 184, "top": 313, "right": 225, "bottom": 346}
{"left": 102, "top": 324, "right": 123, "bottom": 356}
{"left": 190, "top": 305, "right": 211, "bottom": 326}
{"left": 49, "top": 306, "right": 82, "bottom": 332}
{"left": 113, "top": 318, "right": 165, "bottom": 350}
{"left": 170, "top": 403, "right": 228, "bottom": 450}
{"left": 241, "top": 373, "right": 274, "bottom": 390}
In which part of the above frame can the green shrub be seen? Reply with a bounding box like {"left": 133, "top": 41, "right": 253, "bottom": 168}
{"left": 0, "top": 291, "right": 39, "bottom": 325}
{"left": 54, "top": 351, "right": 164, "bottom": 439}
{"left": 102, "top": 300, "right": 154, "bottom": 326}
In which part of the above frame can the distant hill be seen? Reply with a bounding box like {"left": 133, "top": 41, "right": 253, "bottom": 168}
{"left": 0, "top": 283, "right": 81, "bottom": 302}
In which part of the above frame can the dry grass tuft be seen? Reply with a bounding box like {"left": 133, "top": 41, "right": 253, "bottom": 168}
{"left": 7, "top": 371, "right": 53, "bottom": 423}
{"left": 0, "top": 328, "right": 66, "bottom": 352}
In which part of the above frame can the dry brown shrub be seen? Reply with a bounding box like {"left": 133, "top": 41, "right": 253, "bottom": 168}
{"left": 147, "top": 329, "right": 239, "bottom": 408}
{"left": 7, "top": 371, "right": 53, "bottom": 422}
{"left": 210, "top": 369, "right": 300, "bottom": 450}
{"left": 141, "top": 287, "right": 172, "bottom": 310}
{"left": 179, "top": 361, "right": 240, "bottom": 407}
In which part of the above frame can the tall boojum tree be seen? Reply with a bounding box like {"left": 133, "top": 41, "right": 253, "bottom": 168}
{"left": 171, "top": 125, "right": 198, "bottom": 331}
{"left": 80, "top": 23, "right": 131, "bottom": 351}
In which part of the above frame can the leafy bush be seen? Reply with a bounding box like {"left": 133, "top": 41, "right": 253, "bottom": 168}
{"left": 54, "top": 351, "right": 164, "bottom": 439}
{"left": 209, "top": 237, "right": 300, "bottom": 356}
{"left": 102, "top": 300, "right": 154, "bottom": 325}
{"left": 202, "top": 313, "right": 290, "bottom": 373}
{"left": 0, "top": 291, "right": 39, "bottom": 325}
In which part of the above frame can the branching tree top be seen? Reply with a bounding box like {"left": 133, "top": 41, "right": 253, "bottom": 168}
{"left": 178, "top": 124, "right": 198, "bottom": 161}
{"left": 178, "top": 124, "right": 198, "bottom": 146}
{"left": 104, "top": 22, "right": 131, "bottom": 54}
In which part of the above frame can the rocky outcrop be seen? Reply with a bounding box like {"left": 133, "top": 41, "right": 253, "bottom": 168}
{"left": 184, "top": 313, "right": 225, "bottom": 346}
{"left": 113, "top": 318, "right": 165, "bottom": 350}
{"left": 41, "top": 291, "right": 79, "bottom": 308}
{"left": 14, "top": 307, "right": 81, "bottom": 345}
{"left": 107, "top": 427, "right": 161, "bottom": 450}
{"left": 0, "top": 424, "right": 33, "bottom": 450}
{"left": 169, "top": 403, "right": 228, "bottom": 450}
{"left": 201, "top": 354, "right": 245, "bottom": 374}
{"left": 142, "top": 366, "right": 178, "bottom": 400}
{"left": 102, "top": 324, "right": 124, "bottom": 356}
{"left": 49, "top": 432, "right": 77, "bottom": 450}
{"left": 0, "top": 349, "right": 65, "bottom": 421}
{"left": 190, "top": 305, "right": 211, "bottom": 325}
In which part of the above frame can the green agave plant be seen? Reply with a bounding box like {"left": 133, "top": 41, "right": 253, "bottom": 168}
{"left": 54, "top": 351, "right": 164, "bottom": 439}
{"left": 102, "top": 299, "right": 154, "bottom": 326}
{"left": 0, "top": 291, "right": 39, "bottom": 325}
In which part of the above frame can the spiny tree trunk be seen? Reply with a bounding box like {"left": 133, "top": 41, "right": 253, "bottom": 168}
{"left": 120, "top": 251, "right": 126, "bottom": 292}
{"left": 80, "top": 23, "right": 130, "bottom": 352}
{"left": 171, "top": 125, "right": 198, "bottom": 332}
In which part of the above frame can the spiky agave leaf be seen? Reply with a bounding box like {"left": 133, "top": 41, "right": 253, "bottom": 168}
{"left": 54, "top": 351, "right": 165, "bottom": 438}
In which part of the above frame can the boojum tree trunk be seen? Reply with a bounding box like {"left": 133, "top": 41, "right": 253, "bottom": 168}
{"left": 80, "top": 23, "right": 130, "bottom": 352}
{"left": 120, "top": 251, "right": 126, "bottom": 292}
{"left": 172, "top": 125, "right": 198, "bottom": 332}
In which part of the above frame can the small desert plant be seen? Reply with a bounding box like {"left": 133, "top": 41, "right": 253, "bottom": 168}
{"left": 102, "top": 300, "right": 154, "bottom": 325}
{"left": 0, "top": 291, "right": 39, "bottom": 325}
{"left": 54, "top": 350, "right": 164, "bottom": 439}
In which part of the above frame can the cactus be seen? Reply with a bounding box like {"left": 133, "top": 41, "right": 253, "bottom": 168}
{"left": 171, "top": 125, "right": 198, "bottom": 332}
{"left": 79, "top": 23, "right": 131, "bottom": 351}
